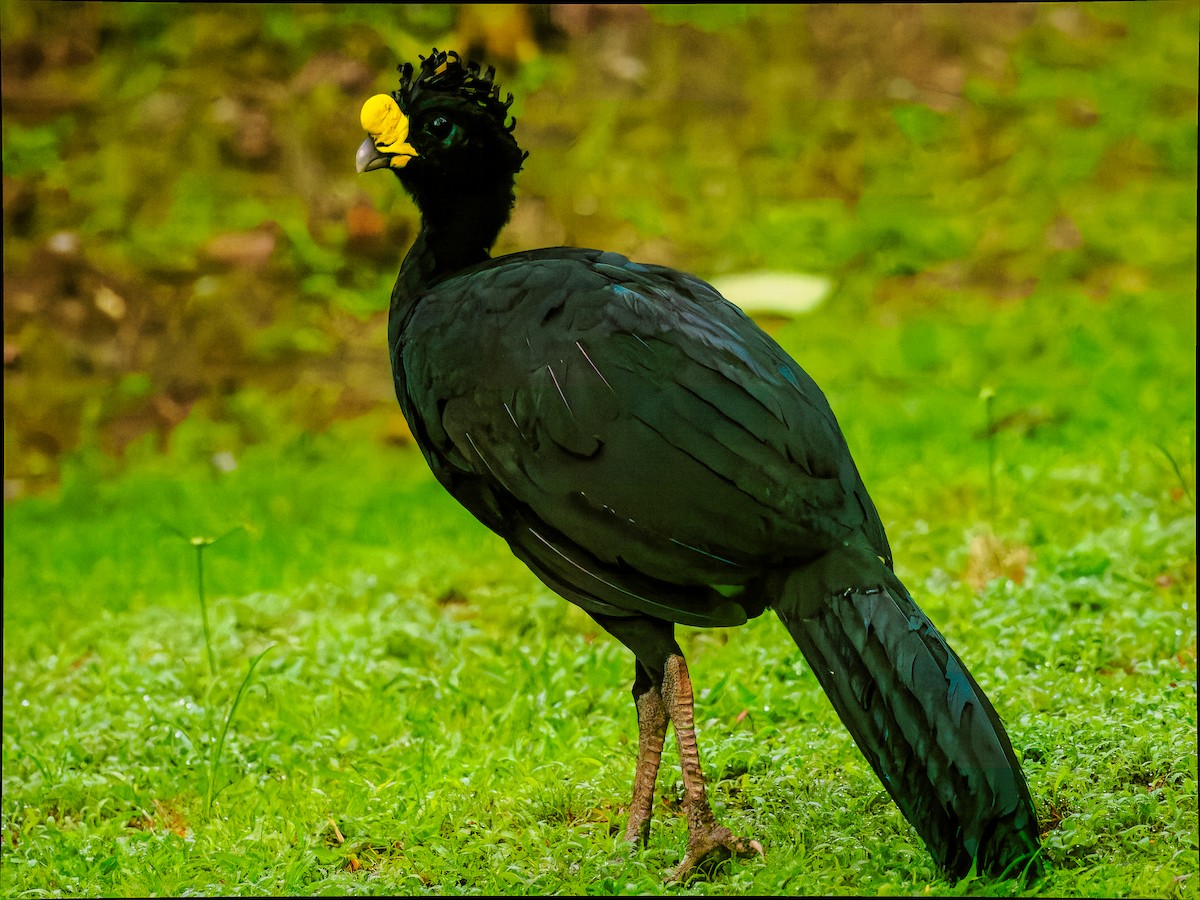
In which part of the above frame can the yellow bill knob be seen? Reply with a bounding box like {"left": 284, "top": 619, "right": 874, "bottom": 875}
{"left": 360, "top": 94, "right": 404, "bottom": 140}
{"left": 357, "top": 94, "right": 419, "bottom": 171}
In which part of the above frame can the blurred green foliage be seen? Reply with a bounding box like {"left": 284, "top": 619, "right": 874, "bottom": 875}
{"left": 2, "top": 2, "right": 1196, "bottom": 495}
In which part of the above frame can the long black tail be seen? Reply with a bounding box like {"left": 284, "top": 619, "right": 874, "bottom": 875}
{"left": 773, "top": 549, "right": 1042, "bottom": 881}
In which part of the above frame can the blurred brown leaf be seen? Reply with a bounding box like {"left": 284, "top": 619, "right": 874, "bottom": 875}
{"left": 202, "top": 226, "right": 278, "bottom": 269}
{"left": 964, "top": 531, "right": 1031, "bottom": 592}
{"left": 345, "top": 201, "right": 386, "bottom": 243}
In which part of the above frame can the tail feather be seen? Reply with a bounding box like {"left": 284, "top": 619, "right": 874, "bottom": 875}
{"left": 774, "top": 551, "right": 1041, "bottom": 881}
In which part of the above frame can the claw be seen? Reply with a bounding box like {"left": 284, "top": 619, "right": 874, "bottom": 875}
{"left": 668, "top": 824, "right": 765, "bottom": 882}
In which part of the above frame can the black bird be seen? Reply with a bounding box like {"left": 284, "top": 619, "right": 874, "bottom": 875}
{"left": 355, "top": 49, "right": 1041, "bottom": 882}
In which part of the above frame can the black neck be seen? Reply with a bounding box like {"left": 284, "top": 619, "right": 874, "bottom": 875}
{"left": 388, "top": 179, "right": 516, "bottom": 353}
{"left": 389, "top": 181, "right": 515, "bottom": 332}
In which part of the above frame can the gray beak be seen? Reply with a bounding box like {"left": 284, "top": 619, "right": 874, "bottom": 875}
{"left": 356, "top": 136, "right": 392, "bottom": 173}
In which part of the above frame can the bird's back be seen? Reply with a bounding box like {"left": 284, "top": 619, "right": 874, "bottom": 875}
{"left": 392, "top": 247, "right": 891, "bottom": 626}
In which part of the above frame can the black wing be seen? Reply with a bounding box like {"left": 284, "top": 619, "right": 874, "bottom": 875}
{"left": 396, "top": 249, "right": 889, "bottom": 626}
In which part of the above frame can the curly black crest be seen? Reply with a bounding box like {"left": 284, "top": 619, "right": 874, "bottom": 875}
{"left": 396, "top": 48, "right": 519, "bottom": 135}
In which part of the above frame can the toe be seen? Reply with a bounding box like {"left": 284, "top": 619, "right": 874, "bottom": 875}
{"left": 668, "top": 827, "right": 764, "bottom": 882}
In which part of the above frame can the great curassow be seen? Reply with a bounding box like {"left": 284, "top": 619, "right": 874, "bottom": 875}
{"left": 355, "top": 49, "right": 1042, "bottom": 882}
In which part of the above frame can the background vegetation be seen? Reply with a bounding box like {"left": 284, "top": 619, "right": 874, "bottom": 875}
{"left": 3, "top": 2, "right": 1196, "bottom": 896}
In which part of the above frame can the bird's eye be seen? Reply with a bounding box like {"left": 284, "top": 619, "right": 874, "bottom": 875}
{"left": 427, "top": 116, "right": 458, "bottom": 143}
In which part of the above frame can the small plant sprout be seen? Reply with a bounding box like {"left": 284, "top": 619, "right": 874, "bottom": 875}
{"left": 1154, "top": 440, "right": 1195, "bottom": 509}
{"left": 980, "top": 385, "right": 997, "bottom": 522}
{"left": 205, "top": 643, "right": 276, "bottom": 813}
{"left": 162, "top": 523, "right": 243, "bottom": 676}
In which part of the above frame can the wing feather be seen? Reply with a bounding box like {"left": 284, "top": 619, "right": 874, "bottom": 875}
{"left": 397, "top": 248, "right": 884, "bottom": 623}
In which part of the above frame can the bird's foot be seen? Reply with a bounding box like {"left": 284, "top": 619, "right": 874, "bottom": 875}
{"left": 668, "top": 823, "right": 764, "bottom": 882}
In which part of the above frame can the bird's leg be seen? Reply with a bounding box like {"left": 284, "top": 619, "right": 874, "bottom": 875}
{"left": 661, "top": 653, "right": 763, "bottom": 881}
{"left": 625, "top": 672, "right": 668, "bottom": 845}
{"left": 591, "top": 615, "right": 676, "bottom": 848}
{"left": 588, "top": 614, "right": 761, "bottom": 877}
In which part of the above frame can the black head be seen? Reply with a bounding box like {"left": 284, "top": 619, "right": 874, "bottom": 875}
{"left": 356, "top": 49, "right": 527, "bottom": 203}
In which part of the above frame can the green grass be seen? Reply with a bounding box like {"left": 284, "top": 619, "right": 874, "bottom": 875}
{"left": 2, "top": 2, "right": 1197, "bottom": 895}
{"left": 4, "top": 289, "right": 1195, "bottom": 896}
